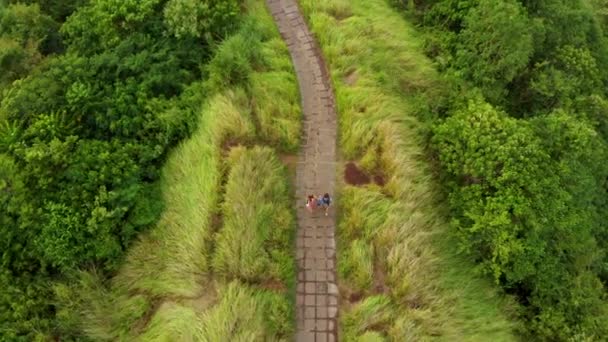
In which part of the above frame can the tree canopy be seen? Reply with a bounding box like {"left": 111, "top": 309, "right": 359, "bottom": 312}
{"left": 401, "top": 0, "right": 608, "bottom": 339}
{"left": 0, "top": 0, "right": 241, "bottom": 339}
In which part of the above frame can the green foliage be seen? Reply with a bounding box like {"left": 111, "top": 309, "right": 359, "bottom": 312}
{"left": 433, "top": 100, "right": 608, "bottom": 339}
{"left": 0, "top": 3, "right": 59, "bottom": 51}
{"left": 7, "top": 0, "right": 87, "bottom": 21}
{"left": 405, "top": 0, "right": 608, "bottom": 339}
{"left": 60, "top": 0, "right": 162, "bottom": 54}
{"left": 0, "top": 3, "right": 57, "bottom": 88}
{"left": 530, "top": 45, "right": 603, "bottom": 108}
{"left": 0, "top": 272, "right": 53, "bottom": 341}
{"left": 163, "top": 0, "right": 241, "bottom": 41}
{"left": 433, "top": 100, "right": 553, "bottom": 279}
{"left": 455, "top": 0, "right": 533, "bottom": 102}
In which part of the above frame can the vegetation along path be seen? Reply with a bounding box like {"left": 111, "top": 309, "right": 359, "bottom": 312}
{"left": 267, "top": 0, "right": 339, "bottom": 341}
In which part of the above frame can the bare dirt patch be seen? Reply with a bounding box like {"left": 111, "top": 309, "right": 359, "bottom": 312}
{"left": 338, "top": 283, "right": 364, "bottom": 310}
{"left": 344, "top": 162, "right": 370, "bottom": 185}
{"left": 221, "top": 139, "right": 240, "bottom": 154}
{"left": 260, "top": 278, "right": 287, "bottom": 292}
{"left": 373, "top": 174, "right": 386, "bottom": 186}
{"left": 344, "top": 162, "right": 388, "bottom": 187}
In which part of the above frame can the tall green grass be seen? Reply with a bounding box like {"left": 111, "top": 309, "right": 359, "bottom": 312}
{"left": 54, "top": 0, "right": 300, "bottom": 339}
{"left": 213, "top": 146, "right": 295, "bottom": 285}
{"left": 299, "top": 0, "right": 518, "bottom": 340}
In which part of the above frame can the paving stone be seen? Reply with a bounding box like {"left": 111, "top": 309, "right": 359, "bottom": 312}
{"left": 328, "top": 306, "right": 338, "bottom": 319}
{"left": 328, "top": 319, "right": 335, "bottom": 331}
{"left": 304, "top": 319, "right": 315, "bottom": 331}
{"left": 316, "top": 319, "right": 328, "bottom": 331}
{"left": 297, "top": 331, "right": 315, "bottom": 341}
{"left": 304, "top": 237, "right": 314, "bottom": 247}
{"left": 305, "top": 306, "right": 315, "bottom": 318}
{"left": 317, "top": 306, "right": 328, "bottom": 319}
{"left": 316, "top": 282, "right": 327, "bottom": 294}
{"left": 328, "top": 283, "right": 338, "bottom": 295}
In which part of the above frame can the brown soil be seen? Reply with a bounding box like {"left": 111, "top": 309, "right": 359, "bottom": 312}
{"left": 344, "top": 162, "right": 388, "bottom": 187}
{"left": 373, "top": 174, "right": 386, "bottom": 186}
{"left": 344, "top": 162, "right": 370, "bottom": 185}
{"left": 260, "top": 278, "right": 287, "bottom": 292}
{"left": 348, "top": 292, "right": 363, "bottom": 302}
{"left": 221, "top": 139, "right": 240, "bottom": 154}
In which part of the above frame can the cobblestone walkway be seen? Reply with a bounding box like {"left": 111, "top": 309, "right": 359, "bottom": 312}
{"left": 266, "top": 0, "right": 338, "bottom": 341}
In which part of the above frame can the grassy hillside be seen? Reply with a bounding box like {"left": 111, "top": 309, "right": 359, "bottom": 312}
{"left": 299, "top": 0, "right": 518, "bottom": 340}
{"left": 53, "top": 0, "right": 302, "bottom": 339}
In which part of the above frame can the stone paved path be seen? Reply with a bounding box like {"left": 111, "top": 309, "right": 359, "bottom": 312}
{"left": 266, "top": 0, "right": 338, "bottom": 341}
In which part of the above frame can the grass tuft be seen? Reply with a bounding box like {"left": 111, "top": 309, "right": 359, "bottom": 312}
{"left": 212, "top": 146, "right": 295, "bottom": 285}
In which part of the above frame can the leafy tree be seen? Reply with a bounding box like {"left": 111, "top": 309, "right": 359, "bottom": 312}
{"left": 455, "top": 0, "right": 533, "bottom": 102}
{"left": 433, "top": 99, "right": 553, "bottom": 281}
{"left": 8, "top": 0, "right": 87, "bottom": 21}
{"left": 163, "top": 0, "right": 241, "bottom": 41}
{"left": 0, "top": 3, "right": 59, "bottom": 53}
{"left": 433, "top": 99, "right": 608, "bottom": 339}
{"left": 528, "top": 45, "right": 603, "bottom": 110}
{"left": 0, "top": 4, "right": 58, "bottom": 88}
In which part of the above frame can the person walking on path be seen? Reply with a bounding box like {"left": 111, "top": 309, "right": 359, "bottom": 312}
{"left": 306, "top": 194, "right": 317, "bottom": 213}
{"left": 319, "top": 193, "right": 331, "bottom": 216}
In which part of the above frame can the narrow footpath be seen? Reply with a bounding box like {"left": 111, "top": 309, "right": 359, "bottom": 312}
{"left": 266, "top": 1, "right": 339, "bottom": 341}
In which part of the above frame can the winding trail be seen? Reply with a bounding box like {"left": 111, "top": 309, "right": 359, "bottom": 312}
{"left": 267, "top": 1, "right": 339, "bottom": 341}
